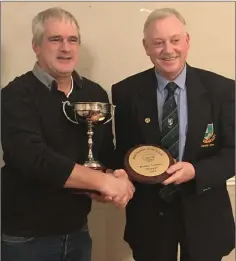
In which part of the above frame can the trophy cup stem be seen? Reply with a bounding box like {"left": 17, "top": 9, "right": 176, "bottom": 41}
{"left": 87, "top": 121, "right": 95, "bottom": 161}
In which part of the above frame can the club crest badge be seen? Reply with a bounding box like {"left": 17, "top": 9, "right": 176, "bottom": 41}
{"left": 202, "top": 123, "right": 216, "bottom": 146}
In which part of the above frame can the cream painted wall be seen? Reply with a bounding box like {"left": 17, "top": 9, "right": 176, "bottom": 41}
{"left": 1, "top": 2, "right": 235, "bottom": 261}
{"left": 1, "top": 2, "right": 235, "bottom": 88}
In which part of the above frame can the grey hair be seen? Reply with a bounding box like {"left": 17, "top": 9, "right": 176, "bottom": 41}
{"left": 32, "top": 7, "right": 81, "bottom": 45}
{"left": 143, "top": 8, "right": 186, "bottom": 33}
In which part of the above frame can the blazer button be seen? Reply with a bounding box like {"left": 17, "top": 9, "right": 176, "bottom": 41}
{"left": 159, "top": 211, "right": 164, "bottom": 217}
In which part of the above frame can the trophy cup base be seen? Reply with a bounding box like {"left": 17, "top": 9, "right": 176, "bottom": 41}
{"left": 66, "top": 161, "right": 106, "bottom": 195}
{"left": 83, "top": 161, "right": 106, "bottom": 172}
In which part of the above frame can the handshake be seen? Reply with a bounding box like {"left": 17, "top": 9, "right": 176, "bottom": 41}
{"left": 88, "top": 169, "right": 135, "bottom": 208}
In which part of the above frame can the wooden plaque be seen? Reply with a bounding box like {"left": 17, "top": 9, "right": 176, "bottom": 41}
{"left": 124, "top": 145, "right": 174, "bottom": 184}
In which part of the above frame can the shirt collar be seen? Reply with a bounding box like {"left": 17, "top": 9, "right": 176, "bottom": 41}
{"left": 32, "top": 62, "right": 83, "bottom": 90}
{"left": 155, "top": 63, "right": 187, "bottom": 92}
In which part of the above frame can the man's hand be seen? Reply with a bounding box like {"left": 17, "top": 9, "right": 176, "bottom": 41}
{"left": 113, "top": 169, "right": 129, "bottom": 179}
{"left": 98, "top": 169, "right": 135, "bottom": 208}
{"left": 162, "top": 162, "right": 195, "bottom": 185}
{"left": 111, "top": 169, "right": 134, "bottom": 208}
{"left": 86, "top": 192, "right": 113, "bottom": 203}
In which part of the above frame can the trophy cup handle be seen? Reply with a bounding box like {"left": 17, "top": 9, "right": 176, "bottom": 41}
{"left": 103, "top": 105, "right": 116, "bottom": 124}
{"left": 62, "top": 101, "right": 79, "bottom": 124}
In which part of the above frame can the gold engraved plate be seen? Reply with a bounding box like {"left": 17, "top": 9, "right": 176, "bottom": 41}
{"left": 128, "top": 146, "right": 170, "bottom": 177}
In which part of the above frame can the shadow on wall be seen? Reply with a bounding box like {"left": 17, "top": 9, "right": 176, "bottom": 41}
{"left": 106, "top": 204, "right": 133, "bottom": 261}
{"left": 89, "top": 202, "right": 133, "bottom": 261}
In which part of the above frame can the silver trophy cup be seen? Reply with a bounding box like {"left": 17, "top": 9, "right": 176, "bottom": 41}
{"left": 62, "top": 101, "right": 115, "bottom": 172}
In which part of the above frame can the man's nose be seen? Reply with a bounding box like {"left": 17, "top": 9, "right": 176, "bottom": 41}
{"left": 163, "top": 41, "right": 173, "bottom": 53}
{"left": 60, "top": 39, "right": 71, "bottom": 52}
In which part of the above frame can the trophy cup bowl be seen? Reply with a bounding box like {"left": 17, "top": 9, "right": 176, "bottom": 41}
{"left": 62, "top": 101, "right": 115, "bottom": 172}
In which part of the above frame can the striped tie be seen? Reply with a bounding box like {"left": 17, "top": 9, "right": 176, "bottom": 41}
{"left": 159, "top": 82, "right": 180, "bottom": 202}
{"left": 161, "top": 82, "right": 179, "bottom": 160}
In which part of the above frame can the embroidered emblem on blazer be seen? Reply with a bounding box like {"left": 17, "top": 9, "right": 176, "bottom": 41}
{"left": 201, "top": 123, "right": 216, "bottom": 147}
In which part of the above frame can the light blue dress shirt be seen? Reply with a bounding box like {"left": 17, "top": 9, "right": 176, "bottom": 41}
{"left": 155, "top": 64, "right": 188, "bottom": 161}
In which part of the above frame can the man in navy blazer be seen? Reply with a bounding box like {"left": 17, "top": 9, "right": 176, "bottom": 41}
{"left": 112, "top": 7, "right": 235, "bottom": 261}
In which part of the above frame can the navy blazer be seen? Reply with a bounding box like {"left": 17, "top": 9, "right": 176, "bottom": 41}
{"left": 112, "top": 64, "right": 235, "bottom": 260}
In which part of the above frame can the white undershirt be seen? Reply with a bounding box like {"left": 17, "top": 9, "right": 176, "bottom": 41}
{"left": 66, "top": 76, "right": 74, "bottom": 97}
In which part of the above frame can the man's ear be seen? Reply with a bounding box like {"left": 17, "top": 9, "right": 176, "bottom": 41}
{"left": 32, "top": 40, "right": 39, "bottom": 55}
{"left": 185, "top": 32, "right": 190, "bottom": 47}
{"left": 143, "top": 38, "right": 150, "bottom": 56}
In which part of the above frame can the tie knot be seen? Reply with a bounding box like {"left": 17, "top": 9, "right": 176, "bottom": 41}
{"left": 165, "top": 82, "right": 178, "bottom": 96}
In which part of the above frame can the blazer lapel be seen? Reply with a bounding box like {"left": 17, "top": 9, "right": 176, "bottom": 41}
{"left": 183, "top": 65, "right": 211, "bottom": 162}
{"left": 133, "top": 68, "right": 161, "bottom": 144}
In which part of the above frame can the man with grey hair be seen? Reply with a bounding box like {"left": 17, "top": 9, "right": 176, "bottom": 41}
{"left": 1, "top": 7, "right": 134, "bottom": 261}
{"left": 112, "top": 7, "right": 235, "bottom": 261}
